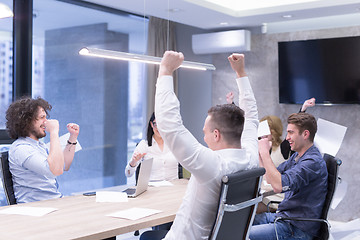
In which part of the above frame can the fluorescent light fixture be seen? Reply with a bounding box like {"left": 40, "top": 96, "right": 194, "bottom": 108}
{"left": 79, "top": 47, "right": 216, "bottom": 71}
{"left": 0, "top": 3, "right": 13, "bottom": 19}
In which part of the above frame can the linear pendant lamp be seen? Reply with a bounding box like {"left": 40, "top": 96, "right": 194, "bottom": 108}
{"left": 79, "top": 47, "right": 216, "bottom": 71}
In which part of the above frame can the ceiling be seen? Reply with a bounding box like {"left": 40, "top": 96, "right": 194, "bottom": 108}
{"left": 82, "top": 0, "right": 360, "bottom": 33}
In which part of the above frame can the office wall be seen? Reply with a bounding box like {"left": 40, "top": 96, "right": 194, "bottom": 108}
{"left": 211, "top": 26, "right": 360, "bottom": 222}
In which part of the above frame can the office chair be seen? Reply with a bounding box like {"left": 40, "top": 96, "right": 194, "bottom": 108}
{"left": 0, "top": 151, "right": 17, "bottom": 205}
{"left": 274, "top": 153, "right": 342, "bottom": 240}
{"left": 209, "top": 167, "right": 266, "bottom": 240}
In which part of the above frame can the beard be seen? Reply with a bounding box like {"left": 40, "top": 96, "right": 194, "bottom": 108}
{"left": 29, "top": 126, "right": 46, "bottom": 140}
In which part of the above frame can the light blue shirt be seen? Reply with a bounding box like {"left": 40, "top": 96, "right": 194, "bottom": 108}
{"left": 9, "top": 137, "right": 62, "bottom": 203}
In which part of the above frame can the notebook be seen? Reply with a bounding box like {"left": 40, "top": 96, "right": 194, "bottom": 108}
{"left": 123, "top": 158, "right": 153, "bottom": 198}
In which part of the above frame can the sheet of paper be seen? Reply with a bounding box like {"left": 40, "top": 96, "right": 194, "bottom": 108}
{"left": 96, "top": 191, "right": 128, "bottom": 203}
{"left": 0, "top": 207, "right": 57, "bottom": 217}
{"left": 46, "top": 133, "right": 82, "bottom": 152}
{"left": 314, "top": 118, "right": 347, "bottom": 157}
{"left": 107, "top": 207, "right": 162, "bottom": 220}
{"left": 148, "top": 181, "right": 173, "bottom": 187}
{"left": 258, "top": 120, "right": 271, "bottom": 138}
{"left": 331, "top": 179, "right": 347, "bottom": 209}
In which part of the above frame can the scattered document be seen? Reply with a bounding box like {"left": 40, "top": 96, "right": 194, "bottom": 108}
{"left": 258, "top": 120, "right": 271, "bottom": 138}
{"left": 331, "top": 179, "right": 348, "bottom": 209}
{"left": 46, "top": 133, "right": 82, "bottom": 152}
{"left": 96, "top": 191, "right": 128, "bottom": 203}
{"left": 107, "top": 207, "right": 162, "bottom": 220}
{"left": 148, "top": 181, "right": 173, "bottom": 187}
{"left": 0, "top": 207, "right": 57, "bottom": 217}
{"left": 314, "top": 118, "right": 347, "bottom": 157}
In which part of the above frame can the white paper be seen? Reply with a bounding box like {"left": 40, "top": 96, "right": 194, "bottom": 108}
{"left": 148, "top": 181, "right": 173, "bottom": 187}
{"left": 258, "top": 120, "right": 271, "bottom": 138}
{"left": 0, "top": 207, "right": 57, "bottom": 217}
{"left": 96, "top": 191, "right": 128, "bottom": 203}
{"left": 331, "top": 179, "right": 347, "bottom": 209}
{"left": 107, "top": 207, "right": 162, "bottom": 220}
{"left": 46, "top": 133, "right": 82, "bottom": 152}
{"left": 314, "top": 118, "right": 347, "bottom": 157}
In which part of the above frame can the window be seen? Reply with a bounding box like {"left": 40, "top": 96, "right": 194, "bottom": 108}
{"left": 32, "top": 0, "right": 148, "bottom": 195}
{"left": 0, "top": 0, "right": 148, "bottom": 206}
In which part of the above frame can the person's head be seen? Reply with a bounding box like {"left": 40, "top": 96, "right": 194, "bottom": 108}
{"left": 204, "top": 104, "right": 245, "bottom": 150}
{"left": 286, "top": 112, "right": 317, "bottom": 154}
{"left": 6, "top": 97, "right": 52, "bottom": 140}
{"left": 260, "top": 115, "right": 283, "bottom": 149}
{"left": 147, "top": 112, "right": 162, "bottom": 146}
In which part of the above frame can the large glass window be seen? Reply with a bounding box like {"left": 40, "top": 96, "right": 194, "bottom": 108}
{"left": 32, "top": 0, "right": 148, "bottom": 195}
{"left": 0, "top": 0, "right": 147, "bottom": 206}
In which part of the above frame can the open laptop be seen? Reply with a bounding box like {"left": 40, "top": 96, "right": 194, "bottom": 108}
{"left": 122, "top": 158, "right": 153, "bottom": 198}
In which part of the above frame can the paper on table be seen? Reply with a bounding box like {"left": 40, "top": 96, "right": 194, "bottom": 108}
{"left": 148, "top": 181, "right": 173, "bottom": 187}
{"left": 0, "top": 207, "right": 57, "bottom": 217}
{"left": 314, "top": 118, "right": 347, "bottom": 157}
{"left": 331, "top": 179, "right": 347, "bottom": 209}
{"left": 96, "top": 191, "right": 128, "bottom": 203}
{"left": 107, "top": 207, "right": 162, "bottom": 220}
{"left": 258, "top": 120, "right": 271, "bottom": 138}
{"left": 46, "top": 133, "right": 82, "bottom": 152}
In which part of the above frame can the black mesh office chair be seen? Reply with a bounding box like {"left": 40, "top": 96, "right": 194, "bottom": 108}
{"left": 209, "top": 167, "right": 266, "bottom": 240}
{"left": 0, "top": 151, "right": 17, "bottom": 205}
{"left": 274, "top": 153, "right": 342, "bottom": 240}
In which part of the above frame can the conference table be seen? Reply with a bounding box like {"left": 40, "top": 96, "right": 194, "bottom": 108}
{"left": 0, "top": 179, "right": 188, "bottom": 240}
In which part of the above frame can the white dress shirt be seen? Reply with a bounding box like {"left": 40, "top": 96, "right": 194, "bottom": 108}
{"left": 125, "top": 138, "right": 179, "bottom": 181}
{"left": 155, "top": 75, "right": 259, "bottom": 240}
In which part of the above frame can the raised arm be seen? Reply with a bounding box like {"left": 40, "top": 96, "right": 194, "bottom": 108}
{"left": 228, "top": 53, "right": 259, "bottom": 168}
{"left": 63, "top": 123, "right": 79, "bottom": 171}
{"left": 45, "top": 119, "right": 64, "bottom": 176}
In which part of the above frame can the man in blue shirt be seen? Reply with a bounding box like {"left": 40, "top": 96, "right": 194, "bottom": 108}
{"left": 250, "top": 112, "right": 328, "bottom": 240}
{"left": 6, "top": 97, "right": 80, "bottom": 203}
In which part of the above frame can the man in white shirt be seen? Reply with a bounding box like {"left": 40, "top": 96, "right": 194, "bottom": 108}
{"left": 140, "top": 51, "right": 259, "bottom": 240}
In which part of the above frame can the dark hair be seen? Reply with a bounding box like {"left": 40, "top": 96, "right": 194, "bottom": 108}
{"left": 207, "top": 104, "right": 245, "bottom": 144}
{"left": 146, "top": 112, "right": 156, "bottom": 146}
{"left": 5, "top": 97, "right": 52, "bottom": 139}
{"left": 287, "top": 112, "right": 317, "bottom": 142}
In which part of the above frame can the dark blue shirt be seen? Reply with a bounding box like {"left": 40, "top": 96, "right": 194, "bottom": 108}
{"left": 276, "top": 145, "right": 328, "bottom": 237}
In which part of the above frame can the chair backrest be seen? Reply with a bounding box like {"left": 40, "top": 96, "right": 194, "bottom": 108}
{"left": 0, "top": 151, "right": 17, "bottom": 205}
{"left": 209, "top": 167, "right": 266, "bottom": 240}
{"left": 316, "top": 153, "right": 342, "bottom": 240}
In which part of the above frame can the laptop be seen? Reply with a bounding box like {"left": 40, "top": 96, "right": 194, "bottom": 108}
{"left": 123, "top": 158, "right": 153, "bottom": 198}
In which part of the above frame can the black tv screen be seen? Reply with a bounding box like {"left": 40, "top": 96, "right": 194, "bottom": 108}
{"left": 278, "top": 36, "right": 360, "bottom": 104}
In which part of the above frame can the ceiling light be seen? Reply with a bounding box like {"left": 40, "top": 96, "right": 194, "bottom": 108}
{"left": 282, "top": 14, "right": 293, "bottom": 18}
{"left": 0, "top": 3, "right": 13, "bottom": 19}
{"left": 219, "top": 22, "right": 229, "bottom": 26}
{"left": 79, "top": 47, "right": 216, "bottom": 71}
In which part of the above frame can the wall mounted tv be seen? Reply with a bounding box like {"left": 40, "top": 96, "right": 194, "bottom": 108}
{"left": 278, "top": 36, "right": 360, "bottom": 104}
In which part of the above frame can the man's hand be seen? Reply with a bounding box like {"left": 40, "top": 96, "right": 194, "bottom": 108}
{"left": 67, "top": 123, "right": 80, "bottom": 142}
{"left": 44, "top": 119, "right": 59, "bottom": 134}
{"left": 301, "top": 97, "right": 316, "bottom": 112}
{"left": 258, "top": 138, "right": 272, "bottom": 159}
{"left": 158, "top": 51, "right": 184, "bottom": 77}
{"left": 228, "top": 53, "right": 246, "bottom": 78}
{"left": 226, "top": 92, "right": 234, "bottom": 104}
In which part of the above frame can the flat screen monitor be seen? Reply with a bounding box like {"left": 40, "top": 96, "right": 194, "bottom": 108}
{"left": 278, "top": 36, "right": 360, "bottom": 104}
